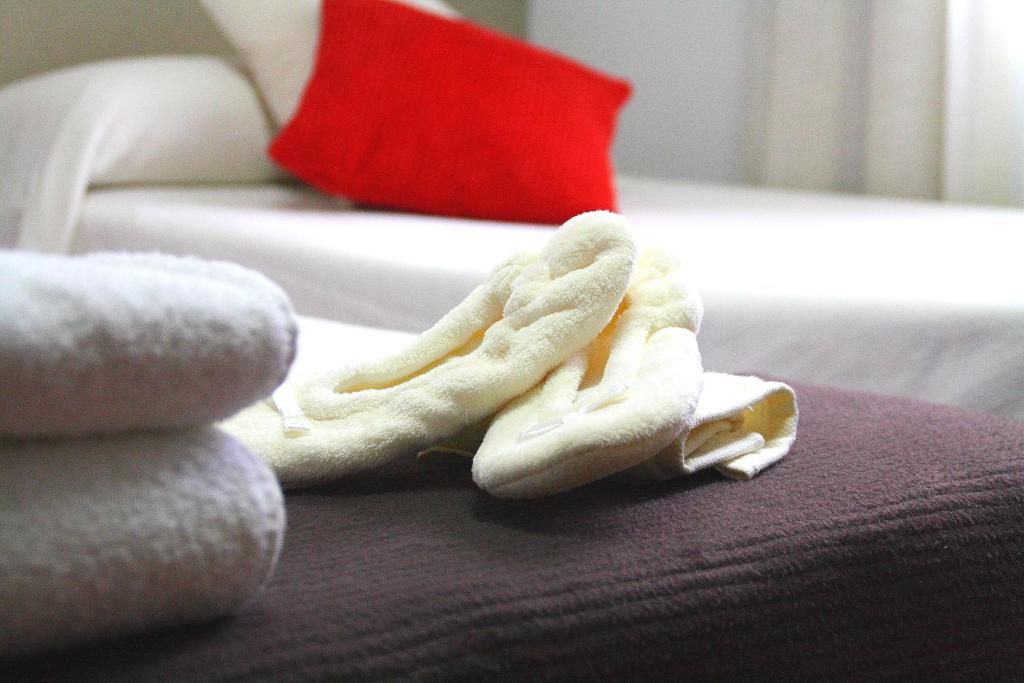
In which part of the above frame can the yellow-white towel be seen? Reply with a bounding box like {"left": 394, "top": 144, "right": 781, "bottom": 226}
{"left": 472, "top": 246, "right": 704, "bottom": 498}
{"left": 225, "top": 212, "right": 799, "bottom": 497}
{"left": 625, "top": 372, "right": 798, "bottom": 483}
{"left": 223, "top": 211, "right": 637, "bottom": 487}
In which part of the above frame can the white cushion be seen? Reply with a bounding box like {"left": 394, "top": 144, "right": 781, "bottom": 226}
{"left": 0, "top": 56, "right": 279, "bottom": 251}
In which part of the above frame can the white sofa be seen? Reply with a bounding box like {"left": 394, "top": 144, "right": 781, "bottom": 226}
{"left": 4, "top": 57, "right": 1023, "bottom": 421}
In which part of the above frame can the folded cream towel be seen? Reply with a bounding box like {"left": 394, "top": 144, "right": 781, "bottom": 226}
{"left": 472, "top": 247, "right": 705, "bottom": 498}
{"left": 0, "top": 250, "right": 297, "bottom": 438}
{"left": 223, "top": 211, "right": 637, "bottom": 486}
{"left": 471, "top": 249, "right": 798, "bottom": 498}
{"left": 224, "top": 214, "right": 798, "bottom": 497}
{"left": 0, "top": 427, "right": 285, "bottom": 657}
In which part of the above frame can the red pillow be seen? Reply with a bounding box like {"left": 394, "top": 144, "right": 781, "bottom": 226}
{"left": 269, "top": 0, "right": 632, "bottom": 224}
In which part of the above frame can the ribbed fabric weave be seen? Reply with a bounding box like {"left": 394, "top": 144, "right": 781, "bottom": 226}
{"left": 4, "top": 382, "right": 1022, "bottom": 681}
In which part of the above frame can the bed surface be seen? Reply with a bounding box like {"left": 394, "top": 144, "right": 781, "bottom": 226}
{"left": 4, "top": 378, "right": 1023, "bottom": 681}
{"left": 72, "top": 176, "right": 1024, "bottom": 420}
{"left": 75, "top": 176, "right": 1024, "bottom": 312}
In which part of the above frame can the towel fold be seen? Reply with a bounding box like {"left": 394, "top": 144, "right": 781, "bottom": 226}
{"left": 469, "top": 247, "right": 798, "bottom": 498}
{"left": 0, "top": 250, "right": 297, "bottom": 438}
{"left": 0, "top": 427, "right": 285, "bottom": 657}
{"left": 223, "top": 211, "right": 636, "bottom": 487}
{"left": 625, "top": 372, "right": 798, "bottom": 481}
{"left": 421, "top": 372, "right": 797, "bottom": 492}
{"left": 471, "top": 246, "right": 705, "bottom": 498}
{"left": 225, "top": 212, "right": 798, "bottom": 497}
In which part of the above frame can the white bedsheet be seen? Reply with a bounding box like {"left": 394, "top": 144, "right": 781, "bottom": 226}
{"left": 72, "top": 176, "right": 1024, "bottom": 421}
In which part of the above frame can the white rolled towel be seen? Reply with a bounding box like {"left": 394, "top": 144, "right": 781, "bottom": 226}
{"left": 0, "top": 251, "right": 297, "bottom": 438}
{"left": 0, "top": 427, "right": 285, "bottom": 657}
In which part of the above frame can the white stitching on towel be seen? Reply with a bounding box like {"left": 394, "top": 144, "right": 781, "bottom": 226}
{"left": 518, "top": 383, "right": 632, "bottom": 442}
{"left": 270, "top": 383, "right": 311, "bottom": 437}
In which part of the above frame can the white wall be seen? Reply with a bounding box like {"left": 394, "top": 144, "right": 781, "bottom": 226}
{"left": 529, "top": 0, "right": 753, "bottom": 183}
{"left": 0, "top": 0, "right": 526, "bottom": 87}
{"left": 0, "top": 0, "right": 233, "bottom": 87}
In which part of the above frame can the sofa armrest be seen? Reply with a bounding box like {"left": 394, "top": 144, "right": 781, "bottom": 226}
{"left": 0, "top": 56, "right": 281, "bottom": 251}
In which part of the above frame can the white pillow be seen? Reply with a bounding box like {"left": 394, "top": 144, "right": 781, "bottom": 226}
{"left": 0, "top": 56, "right": 280, "bottom": 251}
{"left": 202, "top": 0, "right": 460, "bottom": 127}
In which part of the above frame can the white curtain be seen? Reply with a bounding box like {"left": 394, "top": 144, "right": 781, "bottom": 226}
{"left": 745, "top": 0, "right": 1024, "bottom": 206}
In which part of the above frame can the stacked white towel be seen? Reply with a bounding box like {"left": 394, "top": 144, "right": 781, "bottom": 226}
{"left": 0, "top": 251, "right": 296, "bottom": 437}
{"left": 0, "top": 251, "right": 295, "bottom": 657}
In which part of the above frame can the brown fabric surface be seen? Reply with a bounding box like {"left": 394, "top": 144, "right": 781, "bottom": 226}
{"left": 4, "top": 382, "right": 1023, "bottom": 681}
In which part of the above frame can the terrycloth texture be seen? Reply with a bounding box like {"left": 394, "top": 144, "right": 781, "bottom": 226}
{"left": 628, "top": 372, "right": 798, "bottom": 481}
{"left": 473, "top": 247, "right": 705, "bottom": 497}
{"left": 223, "top": 211, "right": 636, "bottom": 486}
{"left": 427, "top": 372, "right": 797, "bottom": 494}
{"left": 471, "top": 248, "right": 797, "bottom": 498}
{"left": 0, "top": 427, "right": 285, "bottom": 658}
{"left": 227, "top": 225, "right": 796, "bottom": 496}
{"left": 0, "top": 56, "right": 280, "bottom": 251}
{"left": 0, "top": 250, "right": 297, "bottom": 438}
{"left": 5, "top": 383, "right": 1022, "bottom": 681}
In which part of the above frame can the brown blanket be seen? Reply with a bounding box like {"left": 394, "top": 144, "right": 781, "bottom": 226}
{"left": 4, "top": 382, "right": 1023, "bottom": 681}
